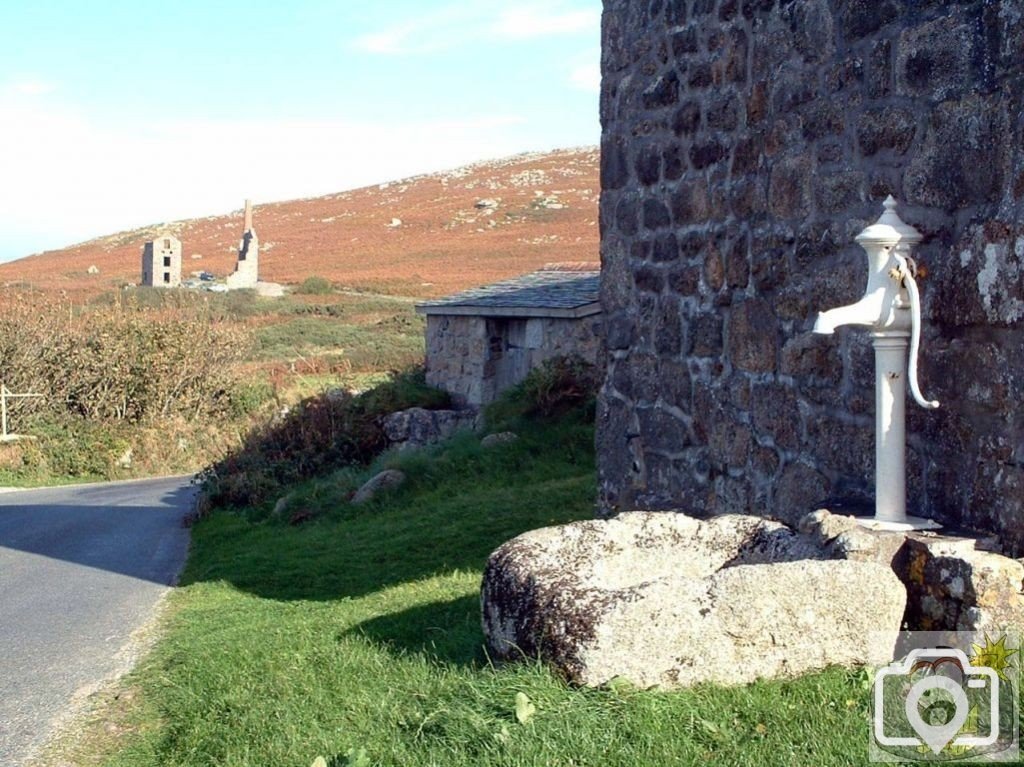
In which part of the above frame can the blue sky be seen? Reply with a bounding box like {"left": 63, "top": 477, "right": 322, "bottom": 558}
{"left": 0, "top": 1, "right": 600, "bottom": 262}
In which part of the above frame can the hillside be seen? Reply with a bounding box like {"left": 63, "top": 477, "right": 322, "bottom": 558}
{"left": 0, "top": 148, "right": 599, "bottom": 299}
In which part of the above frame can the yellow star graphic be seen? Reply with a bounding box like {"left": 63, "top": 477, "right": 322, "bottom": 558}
{"left": 970, "top": 634, "right": 1019, "bottom": 681}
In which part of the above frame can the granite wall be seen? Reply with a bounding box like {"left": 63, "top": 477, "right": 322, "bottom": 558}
{"left": 597, "top": 0, "right": 1024, "bottom": 553}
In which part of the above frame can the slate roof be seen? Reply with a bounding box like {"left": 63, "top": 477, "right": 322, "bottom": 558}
{"left": 416, "top": 264, "right": 601, "bottom": 319}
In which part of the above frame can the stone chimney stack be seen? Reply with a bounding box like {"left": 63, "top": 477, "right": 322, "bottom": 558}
{"left": 226, "top": 198, "right": 259, "bottom": 289}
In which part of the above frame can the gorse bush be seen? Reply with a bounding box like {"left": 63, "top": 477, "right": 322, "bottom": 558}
{"left": 0, "top": 294, "right": 249, "bottom": 424}
{"left": 295, "top": 275, "right": 334, "bottom": 295}
{"left": 202, "top": 366, "right": 450, "bottom": 508}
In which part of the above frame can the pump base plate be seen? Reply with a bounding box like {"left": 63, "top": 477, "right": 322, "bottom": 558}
{"left": 856, "top": 515, "right": 942, "bottom": 532}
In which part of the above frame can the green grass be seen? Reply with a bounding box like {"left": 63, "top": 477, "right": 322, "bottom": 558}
{"left": 254, "top": 315, "right": 423, "bottom": 368}
{"left": 114, "top": 283, "right": 427, "bottom": 372}
{"left": 69, "top": 403, "right": 899, "bottom": 767}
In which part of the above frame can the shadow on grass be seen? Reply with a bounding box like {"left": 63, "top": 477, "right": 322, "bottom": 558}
{"left": 345, "top": 594, "right": 485, "bottom": 668}
{"left": 181, "top": 405, "right": 596, "bottom": 602}
{"left": 182, "top": 467, "right": 593, "bottom": 603}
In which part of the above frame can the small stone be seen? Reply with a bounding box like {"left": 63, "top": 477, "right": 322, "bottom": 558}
{"left": 895, "top": 17, "right": 977, "bottom": 101}
{"left": 481, "top": 432, "right": 518, "bottom": 448}
{"left": 773, "top": 462, "right": 830, "bottom": 526}
{"left": 905, "top": 94, "right": 1004, "bottom": 208}
{"left": 641, "top": 71, "right": 680, "bottom": 109}
{"left": 689, "top": 138, "right": 727, "bottom": 169}
{"left": 689, "top": 312, "right": 723, "bottom": 357}
{"left": 751, "top": 381, "right": 800, "bottom": 450}
{"left": 382, "top": 408, "right": 478, "bottom": 450}
{"left": 767, "top": 155, "right": 813, "bottom": 219}
{"left": 671, "top": 100, "right": 701, "bottom": 136}
{"left": 799, "top": 509, "right": 858, "bottom": 540}
{"left": 116, "top": 446, "right": 132, "bottom": 469}
{"left": 636, "top": 144, "right": 661, "bottom": 186}
{"left": 601, "top": 135, "right": 630, "bottom": 190}
{"left": 351, "top": 469, "right": 406, "bottom": 505}
{"left": 272, "top": 494, "right": 293, "bottom": 517}
{"left": 856, "top": 107, "right": 916, "bottom": 157}
{"left": 642, "top": 199, "right": 671, "bottom": 230}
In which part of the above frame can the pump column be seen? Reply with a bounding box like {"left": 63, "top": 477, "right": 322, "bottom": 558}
{"left": 872, "top": 331, "right": 909, "bottom": 524}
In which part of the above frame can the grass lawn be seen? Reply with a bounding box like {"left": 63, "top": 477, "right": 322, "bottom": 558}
{"left": 67, "top": 410, "right": 888, "bottom": 766}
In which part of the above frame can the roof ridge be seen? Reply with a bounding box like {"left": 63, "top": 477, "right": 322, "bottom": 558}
{"left": 541, "top": 262, "right": 600, "bottom": 272}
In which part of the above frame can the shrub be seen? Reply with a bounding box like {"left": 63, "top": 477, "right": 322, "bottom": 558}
{"left": 295, "top": 276, "right": 333, "bottom": 295}
{"left": 485, "top": 355, "right": 600, "bottom": 428}
{"left": 0, "top": 294, "right": 249, "bottom": 424}
{"left": 359, "top": 366, "right": 450, "bottom": 412}
{"left": 202, "top": 366, "right": 450, "bottom": 508}
{"left": 19, "top": 414, "right": 132, "bottom": 479}
{"left": 229, "top": 380, "right": 277, "bottom": 418}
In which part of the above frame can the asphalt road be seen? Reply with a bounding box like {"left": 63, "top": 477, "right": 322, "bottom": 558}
{"left": 0, "top": 475, "right": 194, "bottom": 766}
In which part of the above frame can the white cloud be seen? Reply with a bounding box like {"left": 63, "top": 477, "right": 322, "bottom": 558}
{"left": 569, "top": 62, "right": 600, "bottom": 93}
{"left": 354, "top": 27, "right": 417, "bottom": 55}
{"left": 493, "top": 7, "right": 599, "bottom": 40}
{"left": 8, "top": 78, "right": 56, "bottom": 96}
{"left": 0, "top": 100, "right": 532, "bottom": 260}
{"left": 353, "top": 1, "right": 599, "bottom": 56}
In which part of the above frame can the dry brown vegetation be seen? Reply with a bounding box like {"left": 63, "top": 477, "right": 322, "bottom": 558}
{"left": 0, "top": 148, "right": 597, "bottom": 483}
{"left": 0, "top": 293, "right": 247, "bottom": 423}
{"left": 0, "top": 148, "right": 599, "bottom": 300}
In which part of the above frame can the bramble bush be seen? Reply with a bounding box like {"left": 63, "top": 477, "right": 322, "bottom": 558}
{"left": 0, "top": 294, "right": 248, "bottom": 424}
{"left": 0, "top": 293, "right": 257, "bottom": 480}
{"left": 201, "top": 366, "right": 450, "bottom": 508}
{"left": 202, "top": 358, "right": 598, "bottom": 511}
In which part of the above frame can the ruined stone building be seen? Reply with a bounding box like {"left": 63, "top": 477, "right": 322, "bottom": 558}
{"left": 417, "top": 264, "right": 602, "bottom": 406}
{"left": 226, "top": 199, "right": 259, "bottom": 289}
{"left": 140, "top": 235, "right": 182, "bottom": 287}
{"left": 598, "top": 1, "right": 1024, "bottom": 553}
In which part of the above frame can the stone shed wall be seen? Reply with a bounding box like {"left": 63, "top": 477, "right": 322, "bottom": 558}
{"left": 598, "top": 0, "right": 1024, "bottom": 553}
{"left": 426, "top": 313, "right": 602, "bottom": 407}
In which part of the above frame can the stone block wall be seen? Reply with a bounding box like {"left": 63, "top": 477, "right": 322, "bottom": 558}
{"left": 425, "top": 315, "right": 490, "bottom": 406}
{"left": 140, "top": 236, "right": 182, "bottom": 287}
{"left": 426, "top": 313, "right": 602, "bottom": 407}
{"left": 597, "top": 0, "right": 1024, "bottom": 553}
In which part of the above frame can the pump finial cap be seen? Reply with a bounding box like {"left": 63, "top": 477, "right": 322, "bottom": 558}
{"left": 875, "top": 196, "right": 922, "bottom": 246}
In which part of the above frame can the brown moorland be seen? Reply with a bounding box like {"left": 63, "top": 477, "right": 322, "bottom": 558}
{"left": 0, "top": 147, "right": 598, "bottom": 299}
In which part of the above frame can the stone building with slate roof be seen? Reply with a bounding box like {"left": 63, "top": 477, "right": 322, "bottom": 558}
{"left": 416, "top": 264, "right": 601, "bottom": 407}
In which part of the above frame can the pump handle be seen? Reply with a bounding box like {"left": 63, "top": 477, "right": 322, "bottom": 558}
{"left": 894, "top": 254, "right": 939, "bottom": 410}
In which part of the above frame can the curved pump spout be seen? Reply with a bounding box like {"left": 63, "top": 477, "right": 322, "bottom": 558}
{"left": 812, "top": 291, "right": 890, "bottom": 335}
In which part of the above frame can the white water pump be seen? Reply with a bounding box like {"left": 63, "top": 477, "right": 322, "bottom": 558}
{"left": 813, "top": 196, "right": 940, "bottom": 531}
